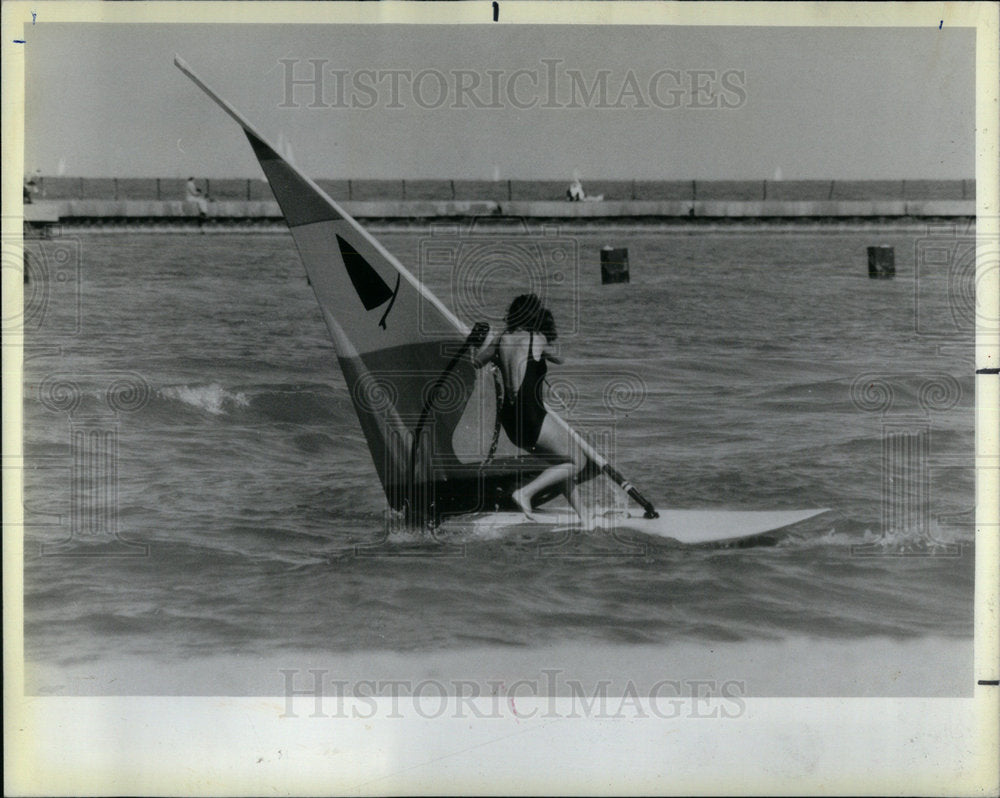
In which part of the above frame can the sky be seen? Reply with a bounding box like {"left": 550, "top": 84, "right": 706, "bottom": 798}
{"left": 23, "top": 22, "right": 975, "bottom": 180}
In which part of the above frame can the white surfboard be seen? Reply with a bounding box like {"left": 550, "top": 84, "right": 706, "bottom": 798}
{"left": 461, "top": 507, "right": 830, "bottom": 545}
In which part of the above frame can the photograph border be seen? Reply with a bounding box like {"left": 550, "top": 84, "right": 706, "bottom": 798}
{"left": 3, "top": 2, "right": 997, "bottom": 795}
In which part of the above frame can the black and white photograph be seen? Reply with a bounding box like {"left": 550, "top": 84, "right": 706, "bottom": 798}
{"left": 4, "top": 1, "right": 998, "bottom": 794}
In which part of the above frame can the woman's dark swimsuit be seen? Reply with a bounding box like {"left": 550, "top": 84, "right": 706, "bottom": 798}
{"left": 497, "top": 331, "right": 548, "bottom": 450}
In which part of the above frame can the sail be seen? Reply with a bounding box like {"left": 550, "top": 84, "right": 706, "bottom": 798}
{"left": 241, "top": 128, "right": 482, "bottom": 498}
{"left": 176, "top": 57, "right": 568, "bottom": 519}
{"left": 174, "top": 57, "right": 666, "bottom": 522}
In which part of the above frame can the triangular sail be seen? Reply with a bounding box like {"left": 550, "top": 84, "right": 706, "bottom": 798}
{"left": 176, "top": 57, "right": 658, "bottom": 521}
{"left": 176, "top": 57, "right": 518, "bottom": 515}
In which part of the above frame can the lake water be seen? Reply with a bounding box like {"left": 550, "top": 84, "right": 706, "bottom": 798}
{"left": 20, "top": 222, "right": 976, "bottom": 696}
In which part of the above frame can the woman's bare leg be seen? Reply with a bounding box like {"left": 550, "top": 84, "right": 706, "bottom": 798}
{"left": 511, "top": 415, "right": 591, "bottom": 526}
{"left": 510, "top": 462, "right": 575, "bottom": 520}
{"left": 563, "top": 481, "right": 592, "bottom": 530}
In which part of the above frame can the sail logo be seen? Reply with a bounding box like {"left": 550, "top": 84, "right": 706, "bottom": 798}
{"left": 335, "top": 234, "right": 401, "bottom": 329}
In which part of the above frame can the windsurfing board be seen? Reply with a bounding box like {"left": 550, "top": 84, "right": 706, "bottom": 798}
{"left": 461, "top": 507, "right": 830, "bottom": 545}
{"left": 174, "top": 58, "right": 826, "bottom": 540}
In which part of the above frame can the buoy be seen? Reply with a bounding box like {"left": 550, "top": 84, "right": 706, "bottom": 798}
{"left": 600, "top": 246, "right": 630, "bottom": 284}
{"left": 867, "top": 245, "right": 895, "bottom": 279}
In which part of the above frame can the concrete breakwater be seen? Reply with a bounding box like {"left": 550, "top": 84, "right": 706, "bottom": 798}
{"left": 24, "top": 197, "right": 975, "bottom": 227}
{"left": 22, "top": 178, "right": 975, "bottom": 227}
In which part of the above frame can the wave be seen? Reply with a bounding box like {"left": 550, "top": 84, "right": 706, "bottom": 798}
{"left": 150, "top": 382, "right": 352, "bottom": 424}
{"left": 159, "top": 383, "right": 249, "bottom": 415}
{"left": 22, "top": 379, "right": 348, "bottom": 421}
{"left": 751, "top": 373, "right": 975, "bottom": 413}
{"left": 775, "top": 518, "right": 974, "bottom": 552}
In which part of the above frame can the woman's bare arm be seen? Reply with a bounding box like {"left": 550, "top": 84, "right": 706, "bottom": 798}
{"left": 472, "top": 328, "right": 499, "bottom": 368}
{"left": 536, "top": 334, "right": 563, "bottom": 364}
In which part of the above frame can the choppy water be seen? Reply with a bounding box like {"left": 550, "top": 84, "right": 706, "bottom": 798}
{"left": 20, "top": 224, "right": 976, "bottom": 691}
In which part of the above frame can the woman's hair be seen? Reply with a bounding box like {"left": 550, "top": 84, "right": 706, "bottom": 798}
{"left": 540, "top": 308, "right": 557, "bottom": 342}
{"left": 505, "top": 293, "right": 557, "bottom": 342}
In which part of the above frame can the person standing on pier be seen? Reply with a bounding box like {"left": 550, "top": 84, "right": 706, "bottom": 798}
{"left": 24, "top": 172, "right": 40, "bottom": 204}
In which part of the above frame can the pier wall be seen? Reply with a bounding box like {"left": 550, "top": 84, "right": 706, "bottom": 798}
{"left": 23, "top": 197, "right": 976, "bottom": 225}
{"left": 27, "top": 177, "right": 975, "bottom": 203}
{"left": 21, "top": 178, "right": 976, "bottom": 227}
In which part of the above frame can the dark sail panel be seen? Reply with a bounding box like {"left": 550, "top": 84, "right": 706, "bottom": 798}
{"left": 245, "top": 131, "right": 341, "bottom": 228}
{"left": 335, "top": 234, "right": 397, "bottom": 311}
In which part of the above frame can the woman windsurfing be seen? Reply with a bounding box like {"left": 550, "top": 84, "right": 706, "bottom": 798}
{"left": 473, "top": 294, "right": 592, "bottom": 528}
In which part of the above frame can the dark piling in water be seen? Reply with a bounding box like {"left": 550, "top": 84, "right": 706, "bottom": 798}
{"left": 601, "top": 246, "right": 630, "bottom": 284}
{"left": 868, "top": 245, "right": 895, "bottom": 279}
